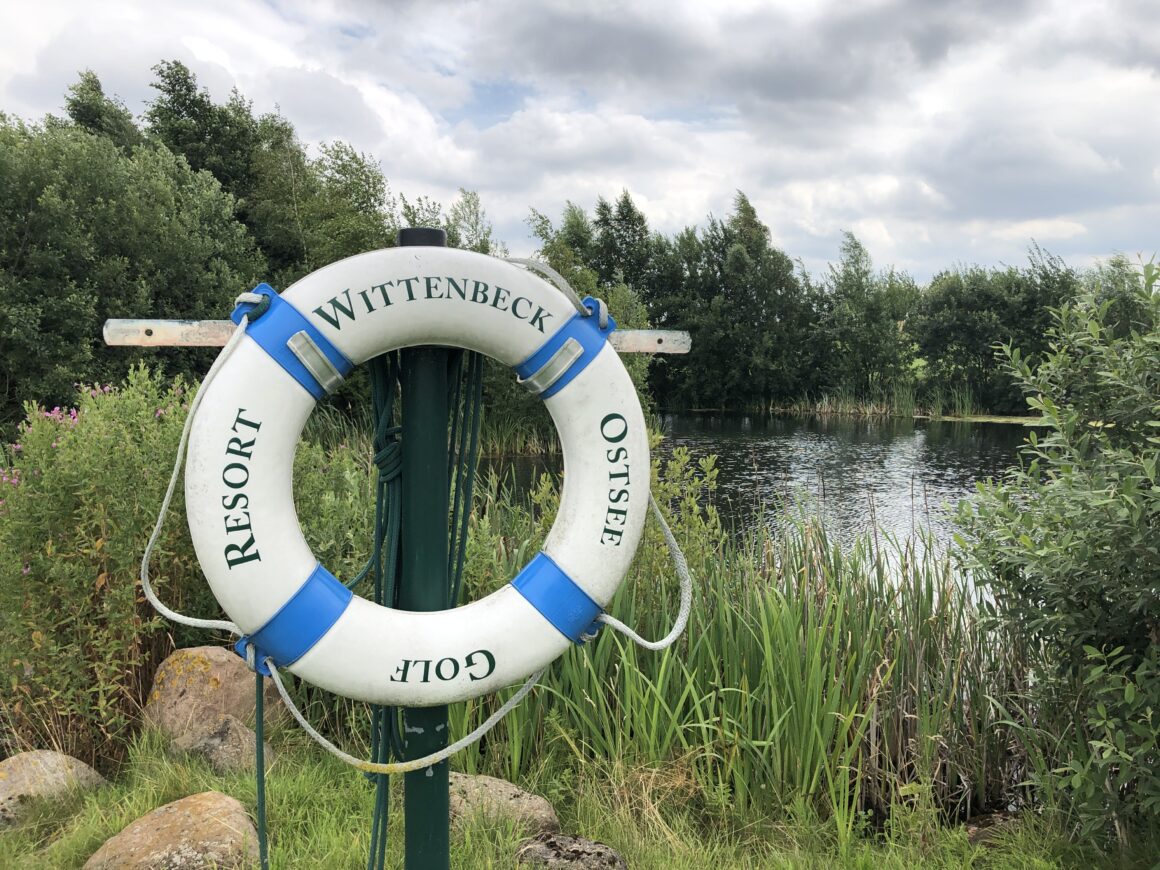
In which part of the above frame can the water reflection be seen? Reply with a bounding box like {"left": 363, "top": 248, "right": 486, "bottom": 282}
{"left": 479, "top": 414, "right": 1034, "bottom": 549}
{"left": 658, "top": 413, "right": 1033, "bottom": 547}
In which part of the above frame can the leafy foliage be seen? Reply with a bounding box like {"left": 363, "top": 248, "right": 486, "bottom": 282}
{"left": 0, "top": 115, "right": 262, "bottom": 428}
{"left": 912, "top": 249, "right": 1079, "bottom": 414}
{"left": 958, "top": 258, "right": 1159, "bottom": 846}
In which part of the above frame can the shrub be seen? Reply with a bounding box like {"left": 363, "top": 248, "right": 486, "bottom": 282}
{"left": 0, "top": 367, "right": 374, "bottom": 769}
{"left": 958, "top": 258, "right": 1159, "bottom": 847}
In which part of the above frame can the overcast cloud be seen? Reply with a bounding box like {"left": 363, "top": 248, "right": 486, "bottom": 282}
{"left": 2, "top": 0, "right": 1156, "bottom": 280}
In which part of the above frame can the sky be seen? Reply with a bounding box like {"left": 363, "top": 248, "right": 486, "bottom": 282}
{"left": 1, "top": 0, "right": 1157, "bottom": 281}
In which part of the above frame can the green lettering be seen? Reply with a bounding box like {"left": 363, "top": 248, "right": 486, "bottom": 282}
{"left": 604, "top": 506, "right": 628, "bottom": 526}
{"left": 600, "top": 413, "right": 627, "bottom": 443}
{"left": 312, "top": 289, "right": 357, "bottom": 329}
{"left": 232, "top": 409, "right": 261, "bottom": 433}
{"left": 389, "top": 660, "right": 412, "bottom": 682}
{"left": 225, "top": 435, "right": 255, "bottom": 459}
{"left": 600, "top": 527, "right": 624, "bottom": 546}
{"left": 399, "top": 277, "right": 420, "bottom": 301}
{"left": 223, "top": 512, "right": 252, "bottom": 534}
{"left": 222, "top": 462, "right": 249, "bottom": 489}
{"left": 465, "top": 649, "right": 495, "bottom": 681}
{"left": 372, "top": 280, "right": 395, "bottom": 306}
{"left": 446, "top": 277, "right": 468, "bottom": 300}
{"left": 224, "top": 535, "right": 261, "bottom": 567}
{"left": 529, "top": 306, "right": 552, "bottom": 332}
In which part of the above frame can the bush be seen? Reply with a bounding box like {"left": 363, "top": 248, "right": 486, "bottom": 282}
{"left": 0, "top": 368, "right": 374, "bottom": 769}
{"left": 958, "top": 258, "right": 1159, "bottom": 847}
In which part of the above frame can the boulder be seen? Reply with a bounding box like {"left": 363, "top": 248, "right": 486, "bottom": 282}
{"left": 516, "top": 833, "right": 628, "bottom": 868}
{"left": 449, "top": 771, "right": 560, "bottom": 836}
{"left": 0, "top": 749, "right": 106, "bottom": 826}
{"left": 172, "top": 714, "right": 272, "bottom": 774}
{"left": 144, "top": 646, "right": 282, "bottom": 742}
{"left": 83, "top": 791, "right": 259, "bottom": 869}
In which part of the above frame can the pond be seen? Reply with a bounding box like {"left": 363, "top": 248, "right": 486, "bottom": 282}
{"left": 657, "top": 413, "right": 1035, "bottom": 548}
{"left": 486, "top": 414, "right": 1037, "bottom": 550}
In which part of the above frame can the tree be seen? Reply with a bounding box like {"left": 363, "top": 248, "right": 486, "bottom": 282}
{"left": 444, "top": 188, "right": 504, "bottom": 256}
{"left": 912, "top": 249, "right": 1079, "bottom": 414}
{"left": 0, "top": 116, "right": 262, "bottom": 427}
{"left": 144, "top": 61, "right": 259, "bottom": 203}
{"left": 655, "top": 193, "right": 812, "bottom": 409}
{"left": 59, "top": 70, "right": 142, "bottom": 151}
{"left": 591, "top": 190, "right": 652, "bottom": 289}
{"left": 815, "top": 233, "right": 916, "bottom": 397}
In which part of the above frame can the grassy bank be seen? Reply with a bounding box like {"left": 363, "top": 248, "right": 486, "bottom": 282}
{"left": 3, "top": 729, "right": 1109, "bottom": 869}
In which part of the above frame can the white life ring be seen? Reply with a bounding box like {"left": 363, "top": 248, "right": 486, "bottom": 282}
{"left": 185, "top": 247, "right": 649, "bottom": 706}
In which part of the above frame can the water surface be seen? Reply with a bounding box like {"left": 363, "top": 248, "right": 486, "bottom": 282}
{"left": 658, "top": 413, "right": 1033, "bottom": 547}
{"left": 485, "top": 414, "right": 1035, "bottom": 549}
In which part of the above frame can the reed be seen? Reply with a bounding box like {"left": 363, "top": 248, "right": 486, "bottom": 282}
{"left": 448, "top": 448, "right": 1024, "bottom": 827}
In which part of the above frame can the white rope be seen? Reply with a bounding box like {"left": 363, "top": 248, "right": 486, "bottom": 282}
{"left": 138, "top": 293, "right": 263, "bottom": 635}
{"left": 505, "top": 257, "right": 609, "bottom": 329}
{"left": 593, "top": 495, "right": 693, "bottom": 651}
{"left": 264, "top": 651, "right": 544, "bottom": 775}
{"left": 259, "top": 494, "right": 693, "bottom": 774}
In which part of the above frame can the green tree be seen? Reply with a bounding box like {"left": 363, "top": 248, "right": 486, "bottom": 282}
{"left": 912, "top": 249, "right": 1079, "bottom": 414}
{"left": 445, "top": 188, "right": 505, "bottom": 256}
{"left": 300, "top": 141, "right": 396, "bottom": 274}
{"left": 58, "top": 70, "right": 142, "bottom": 151}
{"left": 655, "top": 193, "right": 812, "bottom": 409}
{"left": 144, "top": 60, "right": 259, "bottom": 203}
{"left": 591, "top": 190, "right": 652, "bottom": 290}
{"left": 0, "top": 117, "right": 261, "bottom": 427}
{"left": 815, "top": 233, "right": 916, "bottom": 397}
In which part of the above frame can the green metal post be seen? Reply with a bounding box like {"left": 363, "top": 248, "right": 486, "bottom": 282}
{"left": 397, "top": 227, "right": 451, "bottom": 870}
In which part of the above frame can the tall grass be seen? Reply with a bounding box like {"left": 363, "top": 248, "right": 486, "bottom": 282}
{"left": 926, "top": 385, "right": 977, "bottom": 419}
{"left": 446, "top": 447, "right": 1024, "bottom": 826}
{"left": 778, "top": 382, "right": 918, "bottom": 419}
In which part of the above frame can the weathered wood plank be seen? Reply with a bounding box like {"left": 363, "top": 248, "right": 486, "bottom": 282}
{"left": 102, "top": 319, "right": 691, "bottom": 354}
{"left": 103, "top": 319, "right": 236, "bottom": 347}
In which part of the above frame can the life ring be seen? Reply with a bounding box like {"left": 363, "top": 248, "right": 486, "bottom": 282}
{"left": 184, "top": 247, "right": 649, "bottom": 706}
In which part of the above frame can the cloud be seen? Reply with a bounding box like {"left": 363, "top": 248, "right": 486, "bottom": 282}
{"left": 1, "top": 0, "right": 1156, "bottom": 280}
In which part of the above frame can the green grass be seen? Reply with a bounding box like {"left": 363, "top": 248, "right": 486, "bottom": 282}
{"left": 3, "top": 728, "right": 1127, "bottom": 869}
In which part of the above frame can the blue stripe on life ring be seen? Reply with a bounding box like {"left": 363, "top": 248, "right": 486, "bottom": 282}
{"left": 235, "top": 563, "right": 353, "bottom": 676}
{"left": 511, "top": 552, "right": 603, "bottom": 643}
{"left": 513, "top": 296, "right": 616, "bottom": 400}
{"left": 231, "top": 283, "right": 353, "bottom": 400}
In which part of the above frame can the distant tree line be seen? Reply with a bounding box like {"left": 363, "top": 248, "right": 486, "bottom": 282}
{"left": 529, "top": 189, "right": 1124, "bottom": 417}
{"left": 0, "top": 61, "right": 1135, "bottom": 428}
